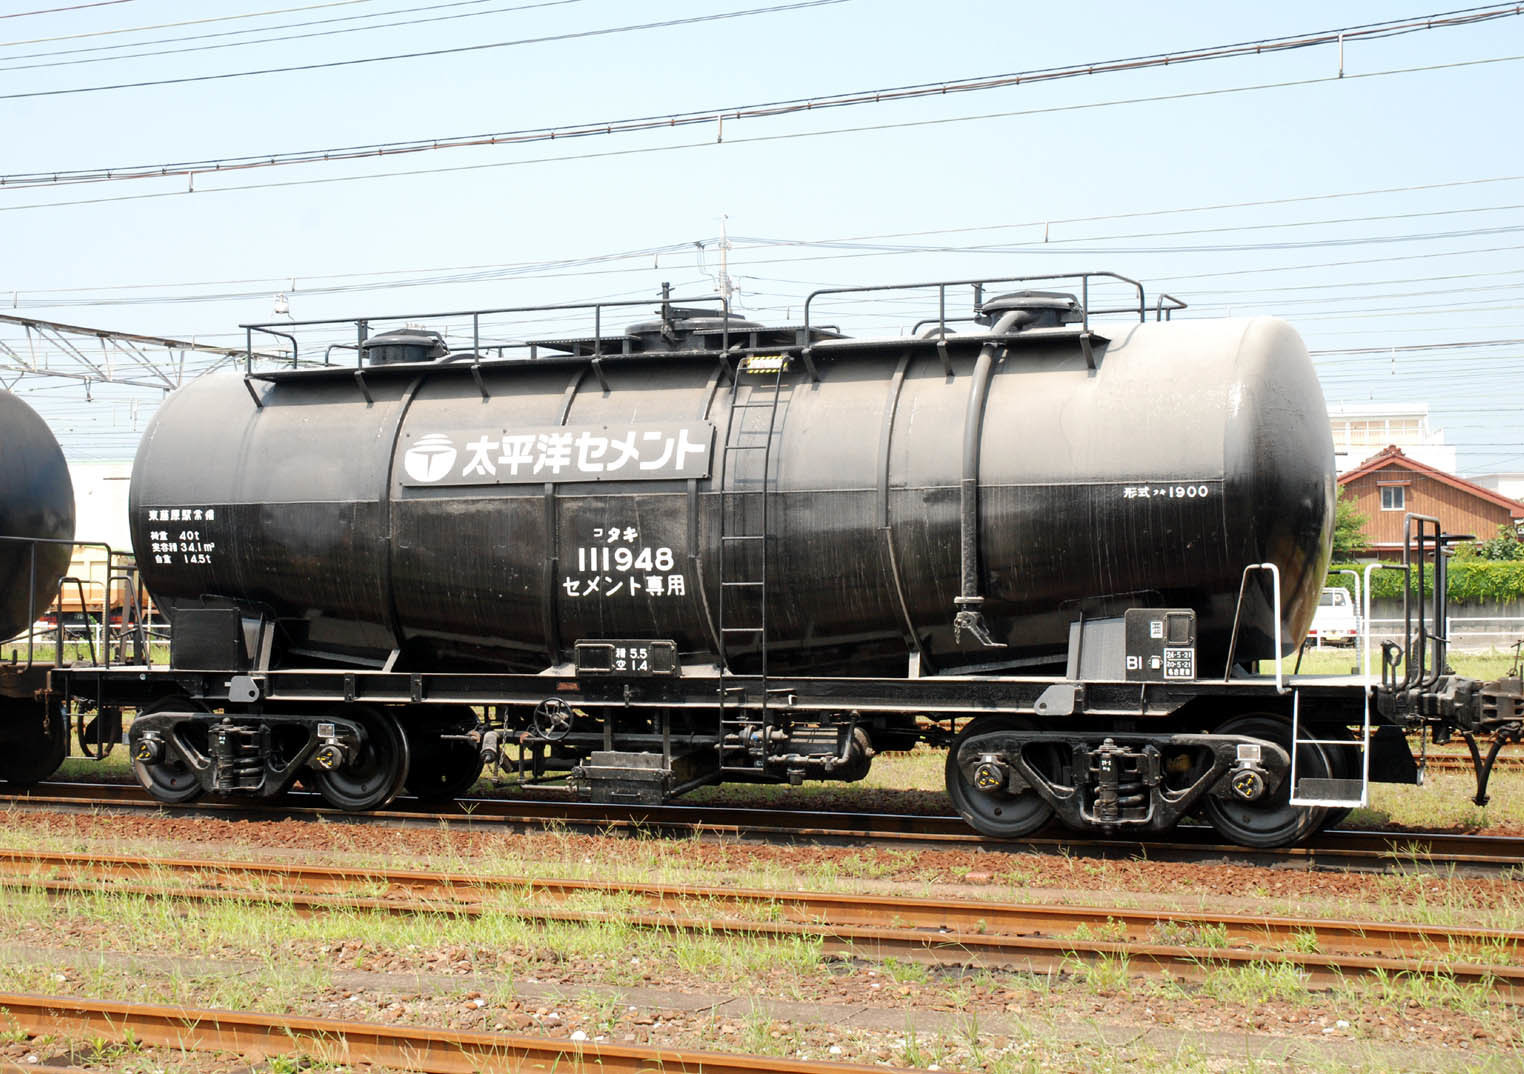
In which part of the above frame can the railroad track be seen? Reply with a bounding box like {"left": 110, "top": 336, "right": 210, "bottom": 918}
{"left": 6, "top": 780, "right": 1523, "bottom": 873}
{"left": 0, "top": 992, "right": 896, "bottom": 1074}
{"left": 4, "top": 848, "right": 1521, "bottom": 991}
{"left": 1420, "top": 753, "right": 1524, "bottom": 774}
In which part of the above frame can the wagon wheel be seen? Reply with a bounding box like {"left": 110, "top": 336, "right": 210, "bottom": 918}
{"left": 129, "top": 696, "right": 207, "bottom": 805}
{"left": 0, "top": 696, "right": 68, "bottom": 787}
{"left": 1200, "top": 713, "right": 1331, "bottom": 848}
{"left": 945, "top": 715, "right": 1056, "bottom": 839}
{"left": 403, "top": 705, "right": 485, "bottom": 801}
{"left": 309, "top": 704, "right": 410, "bottom": 812}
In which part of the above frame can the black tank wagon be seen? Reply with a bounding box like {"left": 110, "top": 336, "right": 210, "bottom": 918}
{"left": 0, "top": 388, "right": 76, "bottom": 785}
{"left": 53, "top": 272, "right": 1522, "bottom": 846}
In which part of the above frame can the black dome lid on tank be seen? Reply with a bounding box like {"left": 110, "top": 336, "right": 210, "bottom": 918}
{"left": 975, "top": 290, "right": 1084, "bottom": 329}
{"left": 623, "top": 307, "right": 767, "bottom": 351}
{"left": 360, "top": 328, "right": 448, "bottom": 366}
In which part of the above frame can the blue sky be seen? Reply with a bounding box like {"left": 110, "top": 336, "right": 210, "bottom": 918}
{"left": 4, "top": 0, "right": 1522, "bottom": 469}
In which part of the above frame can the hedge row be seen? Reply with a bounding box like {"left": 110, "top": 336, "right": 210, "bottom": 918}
{"left": 1327, "top": 561, "right": 1524, "bottom": 604}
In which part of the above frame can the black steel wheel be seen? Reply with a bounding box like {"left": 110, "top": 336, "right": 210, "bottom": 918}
{"left": 310, "top": 705, "right": 409, "bottom": 812}
{"left": 0, "top": 697, "right": 68, "bottom": 786}
{"left": 403, "top": 706, "right": 484, "bottom": 801}
{"left": 945, "top": 715, "right": 1055, "bottom": 839}
{"left": 129, "top": 697, "right": 206, "bottom": 804}
{"left": 1200, "top": 714, "right": 1331, "bottom": 848}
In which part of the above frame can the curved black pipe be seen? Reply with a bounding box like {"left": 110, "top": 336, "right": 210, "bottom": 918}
{"left": 954, "top": 309, "right": 1028, "bottom": 646}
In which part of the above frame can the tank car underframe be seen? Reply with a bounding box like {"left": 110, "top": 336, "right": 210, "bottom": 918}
{"left": 55, "top": 664, "right": 1424, "bottom": 839}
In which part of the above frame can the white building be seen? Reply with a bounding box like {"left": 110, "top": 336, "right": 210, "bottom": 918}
{"left": 1470, "top": 473, "right": 1524, "bottom": 503}
{"left": 59, "top": 463, "right": 134, "bottom": 616}
{"left": 71, "top": 462, "right": 133, "bottom": 549}
{"left": 1326, "top": 403, "right": 1455, "bottom": 476}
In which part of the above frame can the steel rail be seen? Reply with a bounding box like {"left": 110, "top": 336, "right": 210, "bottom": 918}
{"left": 0, "top": 992, "right": 897, "bottom": 1074}
{"left": 6, "top": 782, "right": 1524, "bottom": 871}
{"left": 5, "top": 850, "right": 1520, "bottom": 991}
{"left": 0, "top": 847, "right": 1517, "bottom": 959}
{"left": 1417, "top": 754, "right": 1524, "bottom": 774}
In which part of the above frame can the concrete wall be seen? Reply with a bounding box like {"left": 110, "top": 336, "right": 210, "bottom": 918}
{"left": 1362, "top": 597, "right": 1524, "bottom": 653}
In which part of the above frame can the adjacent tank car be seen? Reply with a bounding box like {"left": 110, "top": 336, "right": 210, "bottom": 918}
{"left": 53, "top": 273, "right": 1520, "bottom": 846}
{"left": 0, "top": 388, "right": 76, "bottom": 785}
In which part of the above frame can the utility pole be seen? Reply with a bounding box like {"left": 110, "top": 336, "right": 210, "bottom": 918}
{"left": 717, "top": 214, "right": 736, "bottom": 308}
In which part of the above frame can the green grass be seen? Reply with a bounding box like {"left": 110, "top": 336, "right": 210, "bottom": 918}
{"left": 1, "top": 879, "right": 1519, "bottom": 1074}
{"left": 1284, "top": 646, "right": 1520, "bottom": 680}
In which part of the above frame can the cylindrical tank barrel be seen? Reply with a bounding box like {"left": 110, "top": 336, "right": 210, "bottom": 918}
{"left": 0, "top": 390, "right": 76, "bottom": 641}
{"left": 130, "top": 315, "right": 1334, "bottom": 675}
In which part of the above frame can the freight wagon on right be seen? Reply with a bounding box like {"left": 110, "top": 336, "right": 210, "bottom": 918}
{"left": 55, "top": 272, "right": 1524, "bottom": 846}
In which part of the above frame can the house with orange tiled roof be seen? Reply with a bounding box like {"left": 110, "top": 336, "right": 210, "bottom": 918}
{"left": 1338, "top": 446, "right": 1524, "bottom": 558}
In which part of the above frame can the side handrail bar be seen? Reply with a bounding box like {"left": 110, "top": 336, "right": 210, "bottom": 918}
{"left": 1401, "top": 513, "right": 1446, "bottom": 691}
{"left": 0, "top": 537, "right": 121, "bottom": 671}
{"left": 1363, "top": 562, "right": 1406, "bottom": 683}
{"left": 803, "top": 271, "right": 1171, "bottom": 343}
{"left": 1334, "top": 567, "right": 1363, "bottom": 655}
{"left": 243, "top": 291, "right": 732, "bottom": 372}
{"left": 1223, "top": 562, "right": 1285, "bottom": 694}
{"left": 105, "top": 570, "right": 149, "bottom": 667}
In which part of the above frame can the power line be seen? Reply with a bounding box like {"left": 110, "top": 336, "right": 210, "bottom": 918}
{"left": 1310, "top": 337, "right": 1524, "bottom": 355}
{"left": 13, "top": 182, "right": 1524, "bottom": 301}
{"left": 10, "top": 228, "right": 1524, "bottom": 312}
{"left": 2, "top": 0, "right": 138, "bottom": 20}
{"left": 0, "top": 0, "right": 387, "bottom": 47}
{"left": 1, "top": 4, "right": 1517, "bottom": 178}
{"left": 1187, "top": 266, "right": 1524, "bottom": 297}
{"left": 0, "top": 0, "right": 588, "bottom": 71}
{"left": 769, "top": 178, "right": 1524, "bottom": 249}
{"left": 4, "top": 49, "right": 1521, "bottom": 222}
{"left": 0, "top": 0, "right": 853, "bottom": 101}
{"left": 1195, "top": 282, "right": 1524, "bottom": 313}
{"left": 735, "top": 220, "right": 1524, "bottom": 257}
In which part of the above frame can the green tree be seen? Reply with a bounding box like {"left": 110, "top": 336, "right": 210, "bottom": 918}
{"left": 1330, "top": 485, "right": 1369, "bottom": 562}
{"left": 1456, "top": 524, "right": 1524, "bottom": 561}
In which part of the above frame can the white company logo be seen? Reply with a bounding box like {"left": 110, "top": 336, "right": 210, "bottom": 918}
{"left": 398, "top": 422, "right": 714, "bottom": 486}
{"left": 403, "top": 433, "right": 458, "bottom": 483}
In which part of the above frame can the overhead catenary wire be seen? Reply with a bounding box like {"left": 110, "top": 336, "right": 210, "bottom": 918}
{"left": 1, "top": 4, "right": 1518, "bottom": 181}
{"left": 4, "top": 49, "right": 1522, "bottom": 225}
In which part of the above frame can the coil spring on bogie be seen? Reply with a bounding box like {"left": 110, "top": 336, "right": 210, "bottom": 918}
{"left": 1116, "top": 778, "right": 1147, "bottom": 813}
{"left": 210, "top": 718, "right": 265, "bottom": 792}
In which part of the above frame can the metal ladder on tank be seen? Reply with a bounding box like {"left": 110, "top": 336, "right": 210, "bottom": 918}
{"left": 1287, "top": 689, "right": 1370, "bottom": 810}
{"left": 1290, "top": 516, "right": 1447, "bottom": 809}
{"left": 716, "top": 356, "right": 790, "bottom": 773}
{"left": 1289, "top": 567, "right": 1376, "bottom": 812}
{"left": 1230, "top": 562, "right": 1370, "bottom": 810}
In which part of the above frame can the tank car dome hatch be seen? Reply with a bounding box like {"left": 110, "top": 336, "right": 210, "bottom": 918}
{"left": 623, "top": 308, "right": 767, "bottom": 352}
{"left": 360, "top": 328, "right": 448, "bottom": 366}
{"left": 976, "top": 291, "right": 1084, "bottom": 329}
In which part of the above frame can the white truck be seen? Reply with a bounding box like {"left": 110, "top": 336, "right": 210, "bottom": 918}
{"left": 1307, "top": 586, "right": 1360, "bottom": 647}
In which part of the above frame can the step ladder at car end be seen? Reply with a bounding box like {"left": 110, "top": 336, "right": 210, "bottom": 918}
{"left": 1288, "top": 687, "right": 1370, "bottom": 808}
